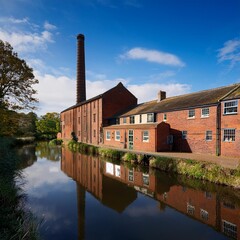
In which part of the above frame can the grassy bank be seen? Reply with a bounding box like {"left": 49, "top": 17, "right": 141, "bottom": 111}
{"left": 0, "top": 138, "right": 40, "bottom": 239}
{"left": 149, "top": 156, "right": 240, "bottom": 189}
{"left": 66, "top": 140, "right": 240, "bottom": 189}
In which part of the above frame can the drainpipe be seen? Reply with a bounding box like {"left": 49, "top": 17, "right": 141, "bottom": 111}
{"left": 216, "top": 102, "right": 221, "bottom": 156}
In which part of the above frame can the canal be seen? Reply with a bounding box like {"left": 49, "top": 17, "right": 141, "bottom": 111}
{"left": 18, "top": 143, "right": 239, "bottom": 240}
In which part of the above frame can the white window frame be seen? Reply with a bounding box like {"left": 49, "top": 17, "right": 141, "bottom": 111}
{"left": 115, "top": 130, "right": 120, "bottom": 141}
{"left": 123, "top": 117, "right": 127, "bottom": 124}
{"left": 128, "top": 169, "right": 134, "bottom": 182}
{"left": 182, "top": 130, "right": 187, "bottom": 139}
{"left": 147, "top": 113, "right": 154, "bottom": 123}
{"left": 222, "top": 220, "right": 237, "bottom": 239}
{"left": 142, "top": 130, "right": 149, "bottom": 142}
{"left": 163, "top": 113, "right": 167, "bottom": 121}
{"left": 223, "top": 129, "right": 236, "bottom": 142}
{"left": 205, "top": 130, "right": 212, "bottom": 141}
{"left": 143, "top": 173, "right": 149, "bottom": 186}
{"left": 223, "top": 100, "right": 238, "bottom": 115}
{"left": 201, "top": 108, "right": 209, "bottom": 118}
{"left": 130, "top": 116, "right": 135, "bottom": 124}
{"left": 200, "top": 209, "right": 209, "bottom": 221}
{"left": 188, "top": 109, "right": 195, "bottom": 119}
{"left": 106, "top": 131, "right": 111, "bottom": 141}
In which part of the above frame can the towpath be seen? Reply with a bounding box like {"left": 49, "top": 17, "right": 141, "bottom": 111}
{"left": 100, "top": 145, "right": 240, "bottom": 169}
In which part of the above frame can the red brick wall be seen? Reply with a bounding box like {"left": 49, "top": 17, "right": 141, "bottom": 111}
{"left": 61, "top": 109, "right": 74, "bottom": 140}
{"left": 157, "top": 122, "right": 170, "bottom": 151}
{"left": 156, "top": 186, "right": 217, "bottom": 227}
{"left": 220, "top": 201, "right": 240, "bottom": 239}
{"left": 221, "top": 102, "right": 240, "bottom": 157}
{"left": 102, "top": 83, "right": 137, "bottom": 125}
{"left": 157, "top": 106, "right": 217, "bottom": 155}
{"left": 103, "top": 127, "right": 157, "bottom": 152}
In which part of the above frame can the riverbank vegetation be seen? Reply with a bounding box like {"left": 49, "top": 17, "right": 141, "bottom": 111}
{"left": 66, "top": 140, "right": 240, "bottom": 189}
{"left": 0, "top": 138, "right": 40, "bottom": 239}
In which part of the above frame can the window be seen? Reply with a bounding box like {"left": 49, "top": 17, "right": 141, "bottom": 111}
{"left": 222, "top": 220, "right": 237, "bottom": 239}
{"left": 163, "top": 113, "right": 167, "bottom": 121}
{"left": 130, "top": 116, "right": 135, "bottom": 124}
{"left": 106, "top": 131, "right": 111, "bottom": 140}
{"left": 115, "top": 131, "right": 120, "bottom": 141}
{"left": 200, "top": 209, "right": 209, "bottom": 221}
{"left": 206, "top": 130, "right": 212, "bottom": 141}
{"left": 93, "top": 130, "right": 96, "bottom": 138}
{"left": 147, "top": 113, "right": 154, "bottom": 122}
{"left": 78, "top": 117, "right": 80, "bottom": 124}
{"left": 93, "top": 101, "right": 96, "bottom": 109}
{"left": 187, "top": 203, "right": 195, "bottom": 215}
{"left": 188, "top": 109, "right": 195, "bottom": 118}
{"left": 139, "top": 114, "right": 142, "bottom": 123}
{"left": 123, "top": 117, "right": 127, "bottom": 124}
{"left": 128, "top": 169, "right": 134, "bottom": 182}
{"left": 182, "top": 130, "right": 187, "bottom": 139}
{"left": 224, "top": 100, "right": 238, "bottom": 115}
{"left": 142, "top": 131, "right": 149, "bottom": 142}
{"left": 201, "top": 108, "right": 209, "bottom": 117}
{"left": 223, "top": 129, "right": 235, "bottom": 142}
{"left": 93, "top": 114, "right": 96, "bottom": 122}
{"left": 143, "top": 173, "right": 149, "bottom": 186}
{"left": 205, "top": 191, "right": 212, "bottom": 199}
{"left": 78, "top": 131, "right": 80, "bottom": 136}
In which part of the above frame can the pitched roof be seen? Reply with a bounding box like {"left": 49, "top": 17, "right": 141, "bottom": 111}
{"left": 61, "top": 82, "right": 125, "bottom": 113}
{"left": 120, "top": 83, "right": 240, "bottom": 116}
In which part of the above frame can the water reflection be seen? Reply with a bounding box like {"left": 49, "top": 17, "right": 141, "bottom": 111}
{"left": 61, "top": 148, "right": 240, "bottom": 240}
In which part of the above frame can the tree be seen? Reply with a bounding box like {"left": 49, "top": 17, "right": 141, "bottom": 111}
{"left": 36, "top": 112, "right": 60, "bottom": 140}
{"left": 0, "top": 40, "right": 38, "bottom": 110}
{"left": 0, "top": 109, "right": 37, "bottom": 137}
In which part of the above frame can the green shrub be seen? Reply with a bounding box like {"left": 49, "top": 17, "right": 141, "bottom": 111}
{"left": 49, "top": 139, "right": 63, "bottom": 146}
{"left": 122, "top": 152, "right": 137, "bottom": 162}
{"left": 99, "top": 148, "right": 123, "bottom": 159}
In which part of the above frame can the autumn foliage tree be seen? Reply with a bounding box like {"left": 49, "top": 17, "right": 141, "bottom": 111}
{"left": 0, "top": 40, "right": 38, "bottom": 110}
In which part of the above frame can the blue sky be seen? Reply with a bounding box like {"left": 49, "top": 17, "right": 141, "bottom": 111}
{"left": 1, "top": 0, "right": 240, "bottom": 115}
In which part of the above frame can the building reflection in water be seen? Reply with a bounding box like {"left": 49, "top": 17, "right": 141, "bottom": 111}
{"left": 61, "top": 148, "right": 240, "bottom": 240}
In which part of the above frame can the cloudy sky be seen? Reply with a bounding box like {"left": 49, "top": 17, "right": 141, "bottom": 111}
{"left": 1, "top": 0, "right": 240, "bottom": 115}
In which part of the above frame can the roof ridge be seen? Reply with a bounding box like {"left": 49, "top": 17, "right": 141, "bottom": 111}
{"left": 158, "top": 83, "right": 240, "bottom": 102}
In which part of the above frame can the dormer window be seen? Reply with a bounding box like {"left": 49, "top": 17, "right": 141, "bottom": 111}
{"left": 147, "top": 113, "right": 154, "bottom": 123}
{"left": 130, "top": 116, "right": 135, "bottom": 124}
{"left": 223, "top": 100, "right": 238, "bottom": 115}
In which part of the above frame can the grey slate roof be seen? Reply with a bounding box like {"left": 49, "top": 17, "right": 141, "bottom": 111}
{"left": 120, "top": 83, "right": 240, "bottom": 117}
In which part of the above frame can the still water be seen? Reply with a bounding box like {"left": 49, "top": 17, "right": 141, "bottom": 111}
{"left": 19, "top": 143, "right": 240, "bottom": 240}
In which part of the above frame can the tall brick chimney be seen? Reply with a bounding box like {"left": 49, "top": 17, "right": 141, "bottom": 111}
{"left": 76, "top": 34, "right": 86, "bottom": 103}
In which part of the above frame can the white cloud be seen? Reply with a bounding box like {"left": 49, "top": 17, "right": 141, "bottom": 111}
{"left": 128, "top": 82, "right": 191, "bottom": 103}
{"left": 0, "top": 17, "right": 29, "bottom": 24}
{"left": 0, "top": 29, "right": 54, "bottom": 52}
{"left": 34, "top": 71, "right": 76, "bottom": 115}
{"left": 0, "top": 18, "right": 56, "bottom": 53}
{"left": 34, "top": 68, "right": 130, "bottom": 115}
{"left": 120, "top": 47, "right": 185, "bottom": 67}
{"left": 34, "top": 66, "right": 190, "bottom": 115}
{"left": 218, "top": 38, "right": 240, "bottom": 66}
{"left": 44, "top": 21, "right": 57, "bottom": 30}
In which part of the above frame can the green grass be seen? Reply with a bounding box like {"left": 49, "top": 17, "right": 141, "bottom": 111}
{"left": 66, "top": 140, "right": 240, "bottom": 188}
{"left": 149, "top": 155, "right": 240, "bottom": 188}
{"left": 0, "top": 138, "right": 40, "bottom": 240}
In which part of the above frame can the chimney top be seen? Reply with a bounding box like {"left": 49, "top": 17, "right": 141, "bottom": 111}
{"left": 77, "top": 34, "right": 85, "bottom": 40}
{"left": 157, "top": 90, "right": 166, "bottom": 102}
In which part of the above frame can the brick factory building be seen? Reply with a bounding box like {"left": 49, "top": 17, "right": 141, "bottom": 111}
{"left": 61, "top": 34, "right": 240, "bottom": 158}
